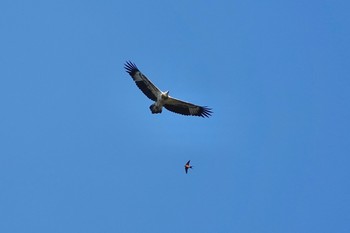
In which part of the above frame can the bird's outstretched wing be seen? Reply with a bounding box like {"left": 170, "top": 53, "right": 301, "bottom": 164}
{"left": 164, "top": 97, "right": 212, "bottom": 118}
{"left": 124, "top": 61, "right": 161, "bottom": 101}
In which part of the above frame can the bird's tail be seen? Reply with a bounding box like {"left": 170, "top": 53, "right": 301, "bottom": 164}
{"left": 149, "top": 104, "right": 162, "bottom": 114}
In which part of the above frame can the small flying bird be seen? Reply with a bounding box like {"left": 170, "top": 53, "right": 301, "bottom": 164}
{"left": 184, "top": 160, "right": 193, "bottom": 174}
{"left": 124, "top": 61, "right": 212, "bottom": 117}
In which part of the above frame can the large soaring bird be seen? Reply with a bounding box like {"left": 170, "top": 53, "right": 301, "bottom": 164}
{"left": 124, "top": 61, "right": 212, "bottom": 118}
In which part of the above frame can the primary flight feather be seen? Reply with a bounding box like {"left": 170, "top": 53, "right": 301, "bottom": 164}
{"left": 124, "top": 61, "right": 212, "bottom": 118}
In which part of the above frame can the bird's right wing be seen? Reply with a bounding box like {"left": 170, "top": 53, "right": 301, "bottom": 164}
{"left": 124, "top": 61, "right": 161, "bottom": 101}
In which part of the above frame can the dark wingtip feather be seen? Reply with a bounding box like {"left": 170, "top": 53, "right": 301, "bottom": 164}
{"left": 124, "top": 61, "right": 139, "bottom": 76}
{"left": 200, "top": 106, "right": 213, "bottom": 118}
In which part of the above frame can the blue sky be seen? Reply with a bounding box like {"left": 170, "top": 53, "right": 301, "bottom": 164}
{"left": 1, "top": 0, "right": 349, "bottom": 232}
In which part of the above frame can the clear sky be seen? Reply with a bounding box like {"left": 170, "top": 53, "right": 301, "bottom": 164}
{"left": 1, "top": 0, "right": 349, "bottom": 232}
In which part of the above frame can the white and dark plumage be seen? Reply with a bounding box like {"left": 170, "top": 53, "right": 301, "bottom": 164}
{"left": 124, "top": 61, "right": 212, "bottom": 118}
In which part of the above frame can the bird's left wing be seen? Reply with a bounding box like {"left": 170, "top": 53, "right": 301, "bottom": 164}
{"left": 124, "top": 61, "right": 161, "bottom": 101}
{"left": 164, "top": 97, "right": 212, "bottom": 118}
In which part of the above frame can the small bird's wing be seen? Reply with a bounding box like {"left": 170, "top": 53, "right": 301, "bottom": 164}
{"left": 186, "top": 160, "right": 191, "bottom": 165}
{"left": 185, "top": 166, "right": 188, "bottom": 174}
{"left": 164, "top": 96, "right": 212, "bottom": 118}
{"left": 124, "top": 61, "right": 161, "bottom": 101}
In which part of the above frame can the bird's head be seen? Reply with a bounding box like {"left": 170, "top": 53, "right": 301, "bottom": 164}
{"left": 161, "top": 91, "right": 169, "bottom": 99}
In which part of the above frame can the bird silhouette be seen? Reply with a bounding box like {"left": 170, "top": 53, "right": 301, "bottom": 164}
{"left": 184, "top": 160, "right": 193, "bottom": 174}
